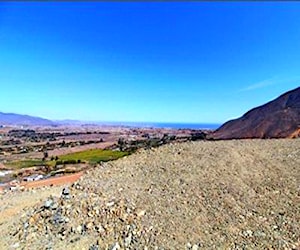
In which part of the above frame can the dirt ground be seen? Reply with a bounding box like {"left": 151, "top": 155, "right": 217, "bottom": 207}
{"left": 0, "top": 172, "right": 82, "bottom": 191}
{"left": 0, "top": 139, "right": 299, "bottom": 249}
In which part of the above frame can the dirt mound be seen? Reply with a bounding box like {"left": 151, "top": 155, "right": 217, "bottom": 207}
{"left": 211, "top": 86, "right": 300, "bottom": 139}
{"left": 2, "top": 140, "right": 300, "bottom": 249}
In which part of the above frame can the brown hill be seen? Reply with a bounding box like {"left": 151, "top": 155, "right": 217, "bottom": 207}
{"left": 211, "top": 86, "right": 300, "bottom": 139}
{"left": 0, "top": 112, "right": 55, "bottom": 126}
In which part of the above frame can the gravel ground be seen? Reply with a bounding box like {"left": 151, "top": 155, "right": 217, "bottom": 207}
{"left": 1, "top": 139, "right": 300, "bottom": 249}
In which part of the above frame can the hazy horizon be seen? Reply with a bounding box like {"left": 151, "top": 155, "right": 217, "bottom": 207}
{"left": 0, "top": 110, "right": 221, "bottom": 128}
{"left": 0, "top": 2, "right": 299, "bottom": 124}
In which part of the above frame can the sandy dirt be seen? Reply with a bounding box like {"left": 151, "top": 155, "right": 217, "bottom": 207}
{"left": 0, "top": 172, "right": 83, "bottom": 191}
{"left": 1, "top": 139, "right": 299, "bottom": 249}
{"left": 20, "top": 172, "right": 83, "bottom": 189}
{"left": 0, "top": 173, "right": 83, "bottom": 249}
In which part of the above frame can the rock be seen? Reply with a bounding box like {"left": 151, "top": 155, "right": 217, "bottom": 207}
{"left": 61, "top": 187, "right": 71, "bottom": 199}
{"left": 52, "top": 213, "right": 65, "bottom": 224}
{"left": 76, "top": 225, "right": 82, "bottom": 234}
{"left": 192, "top": 244, "right": 199, "bottom": 250}
{"left": 44, "top": 199, "right": 54, "bottom": 209}
{"left": 95, "top": 224, "right": 105, "bottom": 233}
{"left": 243, "top": 229, "right": 253, "bottom": 237}
{"left": 62, "top": 187, "right": 70, "bottom": 195}
{"left": 135, "top": 209, "right": 146, "bottom": 217}
{"left": 10, "top": 242, "right": 20, "bottom": 248}
{"left": 70, "top": 236, "right": 80, "bottom": 243}
{"left": 106, "top": 201, "right": 115, "bottom": 207}
{"left": 89, "top": 245, "right": 99, "bottom": 250}
{"left": 124, "top": 233, "right": 132, "bottom": 247}
{"left": 186, "top": 242, "right": 192, "bottom": 249}
{"left": 111, "top": 242, "right": 120, "bottom": 250}
{"left": 23, "top": 222, "right": 29, "bottom": 229}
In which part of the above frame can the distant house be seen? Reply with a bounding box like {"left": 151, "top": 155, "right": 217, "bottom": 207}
{"left": 23, "top": 174, "right": 44, "bottom": 182}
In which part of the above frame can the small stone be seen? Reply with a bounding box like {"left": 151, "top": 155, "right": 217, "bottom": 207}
{"left": 76, "top": 225, "right": 82, "bottom": 234}
{"left": 111, "top": 242, "right": 120, "bottom": 250}
{"left": 23, "top": 222, "right": 29, "bottom": 229}
{"left": 89, "top": 245, "right": 99, "bottom": 250}
{"left": 11, "top": 242, "right": 20, "bottom": 249}
{"left": 243, "top": 230, "right": 253, "bottom": 237}
{"left": 62, "top": 187, "right": 70, "bottom": 198}
{"left": 51, "top": 202, "right": 58, "bottom": 210}
{"left": 44, "top": 199, "right": 54, "bottom": 209}
{"left": 59, "top": 231, "right": 66, "bottom": 239}
{"left": 52, "top": 213, "right": 65, "bottom": 224}
{"left": 70, "top": 236, "right": 80, "bottom": 243}
{"left": 135, "top": 209, "right": 146, "bottom": 217}
{"left": 96, "top": 225, "right": 105, "bottom": 233}
{"left": 192, "top": 244, "right": 199, "bottom": 250}
{"left": 106, "top": 201, "right": 115, "bottom": 207}
{"left": 124, "top": 233, "right": 132, "bottom": 247}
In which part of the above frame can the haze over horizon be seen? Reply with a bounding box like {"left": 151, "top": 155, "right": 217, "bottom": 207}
{"left": 0, "top": 2, "right": 299, "bottom": 124}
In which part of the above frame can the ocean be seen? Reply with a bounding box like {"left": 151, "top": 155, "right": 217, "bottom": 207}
{"left": 149, "top": 123, "right": 221, "bottom": 130}
{"left": 97, "top": 122, "right": 221, "bottom": 130}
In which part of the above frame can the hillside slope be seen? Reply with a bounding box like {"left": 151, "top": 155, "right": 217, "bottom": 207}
{"left": 212, "top": 87, "right": 300, "bottom": 139}
{"left": 0, "top": 112, "right": 54, "bottom": 126}
{"left": 2, "top": 140, "right": 299, "bottom": 249}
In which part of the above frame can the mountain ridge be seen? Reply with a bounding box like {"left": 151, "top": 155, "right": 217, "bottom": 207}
{"left": 211, "top": 86, "right": 300, "bottom": 139}
{"left": 0, "top": 112, "right": 55, "bottom": 126}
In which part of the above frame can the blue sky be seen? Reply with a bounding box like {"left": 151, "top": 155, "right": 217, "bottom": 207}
{"left": 0, "top": 2, "right": 299, "bottom": 124}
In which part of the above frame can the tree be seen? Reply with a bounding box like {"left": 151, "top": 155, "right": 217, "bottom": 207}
{"left": 43, "top": 151, "right": 48, "bottom": 161}
{"left": 118, "top": 138, "right": 126, "bottom": 151}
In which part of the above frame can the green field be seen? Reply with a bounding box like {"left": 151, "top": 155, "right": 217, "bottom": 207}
{"left": 6, "top": 159, "right": 55, "bottom": 169}
{"left": 58, "top": 149, "right": 130, "bottom": 164}
{"left": 6, "top": 149, "right": 130, "bottom": 169}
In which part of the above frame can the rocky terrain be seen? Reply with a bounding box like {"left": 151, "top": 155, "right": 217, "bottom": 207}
{"left": 1, "top": 139, "right": 299, "bottom": 249}
{"left": 212, "top": 86, "right": 300, "bottom": 139}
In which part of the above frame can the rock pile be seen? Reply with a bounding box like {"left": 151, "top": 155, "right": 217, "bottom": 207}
{"left": 12, "top": 182, "right": 155, "bottom": 250}
{"left": 7, "top": 140, "right": 300, "bottom": 249}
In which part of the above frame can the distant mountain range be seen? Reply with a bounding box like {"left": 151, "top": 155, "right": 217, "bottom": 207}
{"left": 0, "top": 112, "right": 55, "bottom": 126}
{"left": 212, "top": 86, "right": 300, "bottom": 139}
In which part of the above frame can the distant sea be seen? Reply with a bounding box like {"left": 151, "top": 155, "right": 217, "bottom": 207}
{"left": 94, "top": 122, "right": 221, "bottom": 130}
{"left": 149, "top": 123, "right": 221, "bottom": 130}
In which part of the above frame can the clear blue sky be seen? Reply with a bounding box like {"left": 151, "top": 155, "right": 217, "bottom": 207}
{"left": 0, "top": 2, "right": 299, "bottom": 124}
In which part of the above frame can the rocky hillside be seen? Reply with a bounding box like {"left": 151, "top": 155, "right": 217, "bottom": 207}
{"left": 1, "top": 139, "right": 299, "bottom": 249}
{"left": 0, "top": 112, "right": 55, "bottom": 126}
{"left": 211, "top": 87, "right": 300, "bottom": 139}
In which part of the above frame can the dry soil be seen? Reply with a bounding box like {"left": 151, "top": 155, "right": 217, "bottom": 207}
{"left": 0, "top": 139, "right": 299, "bottom": 249}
